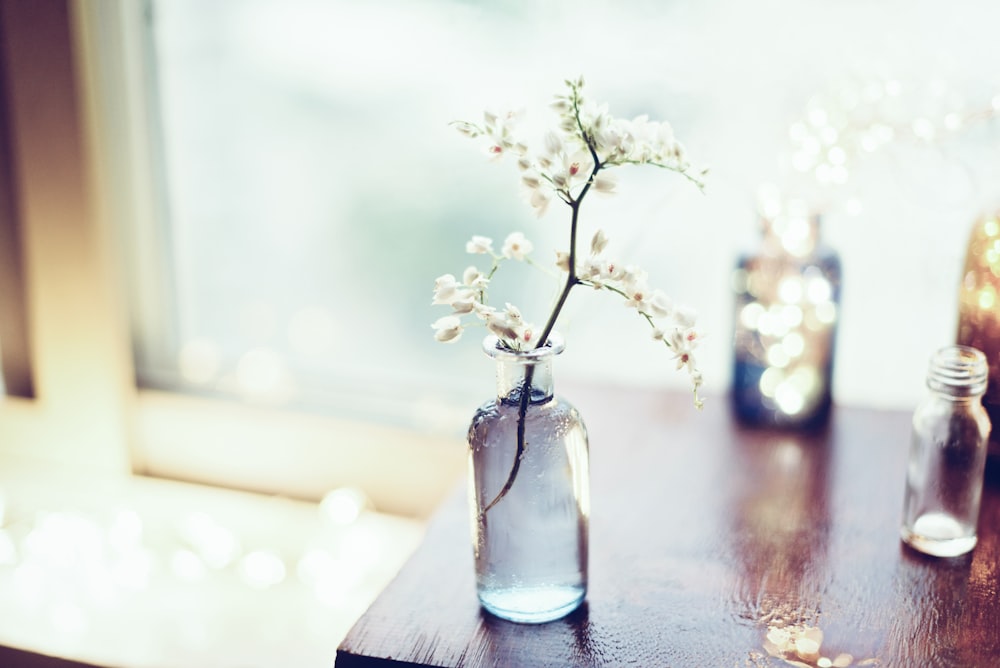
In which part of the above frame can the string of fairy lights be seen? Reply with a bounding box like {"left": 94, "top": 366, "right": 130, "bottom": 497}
{"left": 782, "top": 76, "right": 1000, "bottom": 209}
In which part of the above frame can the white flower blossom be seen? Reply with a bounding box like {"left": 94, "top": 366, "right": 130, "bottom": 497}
{"left": 544, "top": 130, "right": 564, "bottom": 156}
{"left": 646, "top": 290, "right": 674, "bottom": 319}
{"left": 592, "top": 171, "right": 618, "bottom": 194}
{"left": 521, "top": 172, "right": 542, "bottom": 191}
{"left": 462, "top": 266, "right": 489, "bottom": 290}
{"left": 432, "top": 274, "right": 461, "bottom": 305}
{"left": 485, "top": 312, "right": 518, "bottom": 342}
{"left": 468, "top": 109, "right": 526, "bottom": 162}
{"left": 527, "top": 187, "right": 552, "bottom": 217}
{"left": 465, "top": 236, "right": 494, "bottom": 255}
{"left": 674, "top": 304, "right": 698, "bottom": 328}
{"left": 501, "top": 232, "right": 533, "bottom": 260}
{"left": 551, "top": 149, "right": 594, "bottom": 194}
{"left": 432, "top": 315, "right": 464, "bottom": 343}
{"left": 669, "top": 327, "right": 701, "bottom": 372}
{"left": 590, "top": 229, "right": 609, "bottom": 255}
{"left": 473, "top": 302, "right": 496, "bottom": 321}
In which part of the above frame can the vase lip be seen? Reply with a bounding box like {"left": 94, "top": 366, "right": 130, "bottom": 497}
{"left": 482, "top": 332, "right": 565, "bottom": 362}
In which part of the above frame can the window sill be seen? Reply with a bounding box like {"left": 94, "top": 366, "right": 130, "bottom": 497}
{"left": 0, "top": 458, "right": 424, "bottom": 668}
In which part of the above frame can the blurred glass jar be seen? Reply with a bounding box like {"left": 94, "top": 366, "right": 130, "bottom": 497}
{"left": 731, "top": 199, "right": 841, "bottom": 430}
{"left": 956, "top": 212, "right": 1000, "bottom": 460}
{"left": 901, "top": 346, "right": 991, "bottom": 557}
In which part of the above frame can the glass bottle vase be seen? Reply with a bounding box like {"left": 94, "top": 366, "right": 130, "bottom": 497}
{"left": 901, "top": 345, "right": 992, "bottom": 557}
{"left": 731, "top": 199, "right": 841, "bottom": 430}
{"left": 467, "top": 333, "right": 589, "bottom": 624}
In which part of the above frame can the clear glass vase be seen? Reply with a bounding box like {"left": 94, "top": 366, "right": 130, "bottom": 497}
{"left": 467, "top": 333, "right": 589, "bottom": 623}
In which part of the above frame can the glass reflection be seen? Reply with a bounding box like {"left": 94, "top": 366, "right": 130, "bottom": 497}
{"left": 726, "top": 433, "right": 831, "bottom": 632}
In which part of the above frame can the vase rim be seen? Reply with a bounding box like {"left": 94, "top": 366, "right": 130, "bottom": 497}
{"left": 482, "top": 332, "right": 565, "bottom": 362}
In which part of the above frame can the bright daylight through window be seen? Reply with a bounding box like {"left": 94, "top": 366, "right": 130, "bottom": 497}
{"left": 139, "top": 0, "right": 1000, "bottom": 444}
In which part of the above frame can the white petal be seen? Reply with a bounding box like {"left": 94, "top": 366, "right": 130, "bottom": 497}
{"left": 465, "top": 235, "right": 493, "bottom": 254}
{"left": 593, "top": 171, "right": 618, "bottom": 194}
{"left": 674, "top": 305, "right": 697, "bottom": 328}
{"left": 590, "top": 229, "right": 609, "bottom": 255}
{"left": 544, "top": 131, "right": 563, "bottom": 155}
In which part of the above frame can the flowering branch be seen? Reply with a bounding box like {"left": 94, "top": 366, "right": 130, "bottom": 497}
{"left": 434, "top": 77, "right": 707, "bottom": 513}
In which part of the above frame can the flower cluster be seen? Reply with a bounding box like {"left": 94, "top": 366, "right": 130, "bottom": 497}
{"left": 435, "top": 77, "right": 707, "bottom": 408}
{"left": 453, "top": 78, "right": 702, "bottom": 217}
{"left": 432, "top": 231, "right": 538, "bottom": 348}
{"left": 573, "top": 230, "right": 703, "bottom": 382}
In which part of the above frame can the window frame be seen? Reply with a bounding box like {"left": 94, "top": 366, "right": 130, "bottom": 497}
{"left": 69, "top": 0, "right": 463, "bottom": 517}
{"left": 0, "top": 0, "right": 133, "bottom": 473}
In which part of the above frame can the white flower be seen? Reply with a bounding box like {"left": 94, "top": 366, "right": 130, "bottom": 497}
{"left": 646, "top": 290, "right": 673, "bottom": 319}
{"left": 669, "top": 326, "right": 702, "bottom": 373}
{"left": 674, "top": 304, "right": 698, "bottom": 328}
{"left": 623, "top": 279, "right": 652, "bottom": 312}
{"left": 462, "top": 266, "right": 489, "bottom": 290}
{"left": 590, "top": 229, "right": 608, "bottom": 255}
{"left": 544, "top": 130, "right": 564, "bottom": 156}
{"left": 450, "top": 298, "right": 477, "bottom": 315}
{"left": 481, "top": 109, "right": 524, "bottom": 161}
{"left": 485, "top": 312, "right": 518, "bottom": 342}
{"left": 592, "top": 171, "right": 618, "bottom": 194}
{"left": 502, "top": 232, "right": 533, "bottom": 260}
{"left": 432, "top": 315, "right": 464, "bottom": 343}
{"left": 504, "top": 303, "right": 523, "bottom": 322}
{"left": 551, "top": 149, "right": 594, "bottom": 194}
{"left": 521, "top": 172, "right": 542, "bottom": 190}
{"left": 578, "top": 256, "right": 605, "bottom": 282}
{"left": 472, "top": 302, "right": 496, "bottom": 321}
{"left": 432, "top": 274, "right": 461, "bottom": 305}
{"left": 466, "top": 235, "right": 494, "bottom": 255}
{"left": 620, "top": 265, "right": 648, "bottom": 287}
{"left": 549, "top": 97, "right": 570, "bottom": 113}
{"left": 528, "top": 188, "right": 552, "bottom": 217}
{"left": 604, "top": 260, "right": 626, "bottom": 281}
{"left": 673, "top": 346, "right": 697, "bottom": 373}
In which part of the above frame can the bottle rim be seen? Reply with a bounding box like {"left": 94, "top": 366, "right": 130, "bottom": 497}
{"left": 482, "top": 332, "right": 565, "bottom": 363}
{"left": 927, "top": 345, "right": 988, "bottom": 395}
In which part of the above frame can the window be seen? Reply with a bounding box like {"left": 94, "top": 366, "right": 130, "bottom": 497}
{"left": 72, "top": 0, "right": 1000, "bottom": 510}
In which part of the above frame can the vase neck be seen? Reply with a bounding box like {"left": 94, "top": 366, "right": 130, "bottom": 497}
{"left": 760, "top": 199, "right": 821, "bottom": 258}
{"left": 483, "top": 334, "right": 564, "bottom": 405}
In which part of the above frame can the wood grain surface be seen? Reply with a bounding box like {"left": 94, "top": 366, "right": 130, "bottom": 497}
{"left": 336, "top": 386, "right": 1000, "bottom": 667}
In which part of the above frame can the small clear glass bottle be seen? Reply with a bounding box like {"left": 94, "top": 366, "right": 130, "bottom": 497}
{"left": 901, "top": 345, "right": 992, "bottom": 557}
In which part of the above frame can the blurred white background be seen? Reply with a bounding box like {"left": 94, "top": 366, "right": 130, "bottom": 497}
{"left": 145, "top": 0, "right": 1000, "bottom": 426}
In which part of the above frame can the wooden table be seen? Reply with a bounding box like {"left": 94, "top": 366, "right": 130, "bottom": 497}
{"left": 336, "top": 386, "right": 1000, "bottom": 667}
